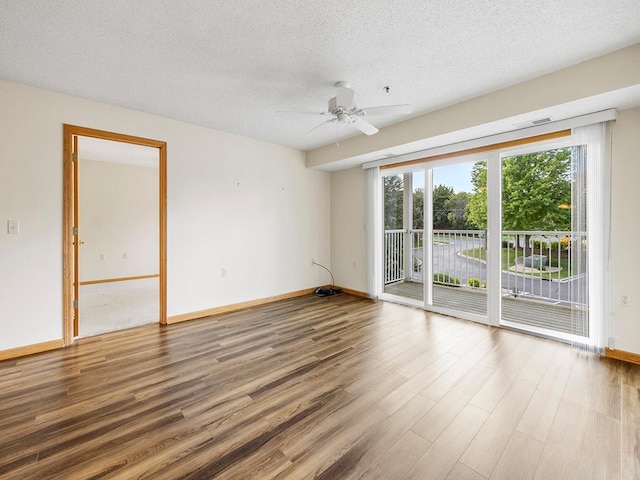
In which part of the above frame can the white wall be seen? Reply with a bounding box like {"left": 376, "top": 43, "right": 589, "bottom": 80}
{"left": 330, "top": 106, "right": 640, "bottom": 355}
{"left": 0, "top": 79, "right": 330, "bottom": 351}
{"left": 79, "top": 159, "right": 159, "bottom": 281}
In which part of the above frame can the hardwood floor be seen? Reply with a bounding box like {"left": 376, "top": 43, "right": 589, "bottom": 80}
{"left": 0, "top": 294, "right": 638, "bottom": 479}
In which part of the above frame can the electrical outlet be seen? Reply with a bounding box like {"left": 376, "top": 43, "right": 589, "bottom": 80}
{"left": 7, "top": 220, "right": 19, "bottom": 234}
{"left": 222, "top": 268, "right": 227, "bottom": 278}
{"left": 622, "top": 295, "right": 631, "bottom": 307}
{"left": 122, "top": 252, "right": 128, "bottom": 260}
{"left": 353, "top": 260, "right": 357, "bottom": 268}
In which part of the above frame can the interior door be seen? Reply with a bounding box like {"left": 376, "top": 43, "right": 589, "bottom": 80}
{"left": 72, "top": 135, "right": 80, "bottom": 336}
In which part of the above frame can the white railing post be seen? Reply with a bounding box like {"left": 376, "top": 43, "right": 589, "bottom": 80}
{"left": 403, "top": 173, "right": 413, "bottom": 282}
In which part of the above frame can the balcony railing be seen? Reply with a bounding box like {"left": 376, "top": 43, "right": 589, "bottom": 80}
{"left": 384, "top": 229, "right": 587, "bottom": 308}
{"left": 500, "top": 230, "right": 587, "bottom": 308}
{"left": 384, "top": 229, "right": 426, "bottom": 284}
{"left": 384, "top": 229, "right": 405, "bottom": 284}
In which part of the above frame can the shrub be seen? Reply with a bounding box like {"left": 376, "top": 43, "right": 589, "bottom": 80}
{"left": 481, "top": 280, "right": 487, "bottom": 288}
{"left": 551, "top": 240, "right": 569, "bottom": 251}
{"left": 433, "top": 273, "right": 461, "bottom": 286}
{"left": 467, "top": 277, "right": 481, "bottom": 287}
{"left": 532, "top": 240, "right": 549, "bottom": 250}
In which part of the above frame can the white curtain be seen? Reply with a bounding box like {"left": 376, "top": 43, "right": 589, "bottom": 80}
{"left": 365, "top": 166, "right": 381, "bottom": 299}
{"left": 571, "top": 122, "right": 612, "bottom": 353}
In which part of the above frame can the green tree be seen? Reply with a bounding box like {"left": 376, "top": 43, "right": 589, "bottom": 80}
{"left": 433, "top": 184, "right": 454, "bottom": 229}
{"left": 384, "top": 175, "right": 404, "bottom": 229}
{"left": 446, "top": 191, "right": 474, "bottom": 229}
{"left": 413, "top": 187, "right": 424, "bottom": 229}
{"left": 467, "top": 161, "right": 488, "bottom": 229}
{"left": 502, "top": 149, "right": 571, "bottom": 231}
{"left": 468, "top": 149, "right": 572, "bottom": 255}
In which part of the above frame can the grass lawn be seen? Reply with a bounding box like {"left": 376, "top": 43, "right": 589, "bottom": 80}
{"left": 460, "top": 247, "right": 577, "bottom": 280}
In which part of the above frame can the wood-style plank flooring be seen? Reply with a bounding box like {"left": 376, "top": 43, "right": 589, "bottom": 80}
{"left": 0, "top": 294, "right": 638, "bottom": 479}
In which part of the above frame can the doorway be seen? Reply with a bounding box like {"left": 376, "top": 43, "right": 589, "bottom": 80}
{"left": 63, "top": 125, "right": 167, "bottom": 345}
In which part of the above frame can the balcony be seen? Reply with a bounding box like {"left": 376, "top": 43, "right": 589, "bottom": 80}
{"left": 384, "top": 229, "right": 588, "bottom": 337}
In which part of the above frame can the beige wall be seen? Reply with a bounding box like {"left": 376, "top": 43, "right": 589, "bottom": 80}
{"left": 330, "top": 106, "right": 640, "bottom": 354}
{"left": 610, "top": 106, "right": 640, "bottom": 353}
{"left": 0, "top": 79, "right": 330, "bottom": 351}
{"left": 79, "top": 159, "right": 159, "bottom": 281}
{"left": 330, "top": 166, "right": 367, "bottom": 293}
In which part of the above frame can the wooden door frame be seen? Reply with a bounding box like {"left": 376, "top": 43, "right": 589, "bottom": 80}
{"left": 63, "top": 124, "right": 167, "bottom": 345}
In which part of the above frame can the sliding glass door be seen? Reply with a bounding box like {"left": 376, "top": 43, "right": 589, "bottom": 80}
{"left": 376, "top": 127, "right": 607, "bottom": 349}
{"left": 380, "top": 154, "right": 491, "bottom": 324}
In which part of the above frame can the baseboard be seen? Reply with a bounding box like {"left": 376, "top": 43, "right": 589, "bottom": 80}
{"left": 79, "top": 274, "right": 159, "bottom": 286}
{"left": 339, "top": 287, "right": 371, "bottom": 299}
{"left": 0, "top": 339, "right": 64, "bottom": 362}
{"left": 605, "top": 347, "right": 640, "bottom": 365}
{"left": 167, "top": 287, "right": 317, "bottom": 324}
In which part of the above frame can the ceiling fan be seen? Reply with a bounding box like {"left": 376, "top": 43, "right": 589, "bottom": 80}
{"left": 280, "top": 81, "right": 412, "bottom": 137}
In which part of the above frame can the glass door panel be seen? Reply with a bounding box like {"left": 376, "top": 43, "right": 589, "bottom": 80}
{"left": 429, "top": 161, "right": 487, "bottom": 318}
{"left": 382, "top": 172, "right": 424, "bottom": 303}
{"left": 498, "top": 146, "right": 589, "bottom": 340}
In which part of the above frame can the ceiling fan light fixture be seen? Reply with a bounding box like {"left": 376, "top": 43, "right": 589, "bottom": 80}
{"left": 336, "top": 112, "right": 351, "bottom": 123}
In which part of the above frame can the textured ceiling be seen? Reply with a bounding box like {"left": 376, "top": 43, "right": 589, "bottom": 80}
{"left": 1, "top": 1, "right": 639, "bottom": 151}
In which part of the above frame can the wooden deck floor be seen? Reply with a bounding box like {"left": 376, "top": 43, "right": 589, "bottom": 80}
{"left": 384, "top": 281, "right": 587, "bottom": 337}
{"left": 0, "top": 293, "right": 636, "bottom": 479}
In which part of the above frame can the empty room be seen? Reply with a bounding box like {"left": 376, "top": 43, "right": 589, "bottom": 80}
{"left": 1, "top": 1, "right": 640, "bottom": 479}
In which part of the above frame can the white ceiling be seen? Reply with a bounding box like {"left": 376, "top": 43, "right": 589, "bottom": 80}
{"left": 1, "top": 1, "right": 639, "bottom": 152}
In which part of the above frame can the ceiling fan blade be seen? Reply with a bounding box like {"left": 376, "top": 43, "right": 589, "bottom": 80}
{"left": 306, "top": 119, "right": 335, "bottom": 134}
{"left": 335, "top": 86, "right": 355, "bottom": 108}
{"left": 359, "top": 104, "right": 413, "bottom": 116}
{"left": 353, "top": 120, "right": 379, "bottom": 136}
{"left": 277, "top": 110, "right": 329, "bottom": 117}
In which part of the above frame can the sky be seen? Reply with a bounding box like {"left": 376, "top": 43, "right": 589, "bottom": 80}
{"left": 412, "top": 162, "right": 474, "bottom": 193}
